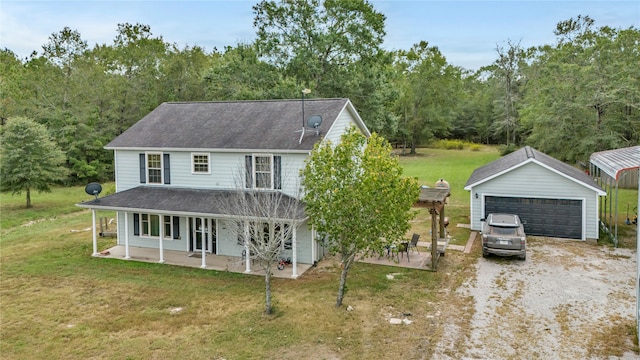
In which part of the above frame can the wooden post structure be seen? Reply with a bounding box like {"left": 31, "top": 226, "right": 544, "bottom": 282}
{"left": 429, "top": 208, "right": 438, "bottom": 270}
{"left": 415, "top": 187, "right": 451, "bottom": 271}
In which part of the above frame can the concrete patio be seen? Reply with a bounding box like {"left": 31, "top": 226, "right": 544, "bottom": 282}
{"left": 95, "top": 245, "right": 313, "bottom": 279}
{"left": 358, "top": 239, "right": 468, "bottom": 270}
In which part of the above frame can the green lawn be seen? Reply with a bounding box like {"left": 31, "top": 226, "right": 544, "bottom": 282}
{"left": 0, "top": 185, "right": 92, "bottom": 230}
{"left": 397, "top": 146, "right": 501, "bottom": 245}
{"left": 1, "top": 147, "right": 637, "bottom": 359}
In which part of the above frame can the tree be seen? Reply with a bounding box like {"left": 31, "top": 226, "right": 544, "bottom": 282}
{"left": 221, "top": 168, "right": 305, "bottom": 315}
{"left": 253, "top": 0, "right": 385, "bottom": 89}
{"left": 203, "top": 43, "right": 294, "bottom": 101}
{"left": 490, "top": 40, "right": 526, "bottom": 146}
{"left": 302, "top": 127, "right": 419, "bottom": 307}
{"left": 252, "top": 0, "right": 397, "bottom": 132}
{"left": 1, "top": 117, "right": 67, "bottom": 208}
{"left": 393, "top": 42, "right": 462, "bottom": 153}
{"left": 521, "top": 17, "right": 640, "bottom": 162}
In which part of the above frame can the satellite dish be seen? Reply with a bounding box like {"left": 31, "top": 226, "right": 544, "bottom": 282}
{"left": 307, "top": 115, "right": 323, "bottom": 129}
{"left": 85, "top": 182, "right": 102, "bottom": 202}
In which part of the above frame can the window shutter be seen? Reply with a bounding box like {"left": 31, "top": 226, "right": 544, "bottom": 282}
{"left": 274, "top": 156, "right": 282, "bottom": 190}
{"left": 163, "top": 154, "right": 171, "bottom": 184}
{"left": 245, "top": 155, "right": 252, "bottom": 188}
{"left": 173, "top": 216, "right": 180, "bottom": 240}
{"left": 133, "top": 213, "right": 140, "bottom": 236}
{"left": 139, "top": 154, "right": 146, "bottom": 183}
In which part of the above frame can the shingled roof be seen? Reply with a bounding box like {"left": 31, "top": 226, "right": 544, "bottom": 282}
{"left": 77, "top": 187, "right": 307, "bottom": 220}
{"left": 464, "top": 146, "right": 604, "bottom": 193}
{"left": 106, "top": 98, "right": 359, "bottom": 151}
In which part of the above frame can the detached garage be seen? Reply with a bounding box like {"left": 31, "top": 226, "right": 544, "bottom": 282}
{"left": 465, "top": 146, "right": 606, "bottom": 241}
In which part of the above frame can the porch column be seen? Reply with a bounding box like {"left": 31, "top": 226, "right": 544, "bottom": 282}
{"left": 311, "top": 225, "right": 316, "bottom": 264}
{"left": 91, "top": 209, "right": 98, "bottom": 256}
{"left": 124, "top": 213, "right": 131, "bottom": 259}
{"left": 158, "top": 215, "right": 165, "bottom": 264}
{"left": 291, "top": 224, "right": 298, "bottom": 278}
{"left": 244, "top": 222, "right": 251, "bottom": 273}
{"left": 200, "top": 217, "right": 206, "bottom": 269}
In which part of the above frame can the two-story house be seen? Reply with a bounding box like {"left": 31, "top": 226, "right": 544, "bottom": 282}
{"left": 77, "top": 98, "right": 370, "bottom": 278}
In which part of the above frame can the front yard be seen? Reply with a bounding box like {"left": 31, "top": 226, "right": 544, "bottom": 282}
{"left": 2, "top": 147, "right": 638, "bottom": 359}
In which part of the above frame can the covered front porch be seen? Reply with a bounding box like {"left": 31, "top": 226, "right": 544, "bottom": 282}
{"left": 95, "top": 245, "right": 313, "bottom": 279}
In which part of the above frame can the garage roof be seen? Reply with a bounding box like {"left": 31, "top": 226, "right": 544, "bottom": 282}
{"left": 589, "top": 145, "right": 640, "bottom": 181}
{"left": 464, "top": 146, "right": 605, "bottom": 194}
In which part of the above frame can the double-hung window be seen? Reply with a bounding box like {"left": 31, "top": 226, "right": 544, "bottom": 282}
{"left": 254, "top": 155, "right": 272, "bottom": 189}
{"left": 163, "top": 216, "right": 173, "bottom": 238}
{"left": 147, "top": 153, "right": 162, "bottom": 184}
{"left": 235, "top": 221, "right": 291, "bottom": 250}
{"left": 192, "top": 153, "right": 210, "bottom": 174}
{"left": 134, "top": 213, "right": 179, "bottom": 239}
{"left": 139, "top": 153, "right": 170, "bottom": 184}
{"left": 141, "top": 214, "right": 160, "bottom": 237}
{"left": 245, "top": 154, "right": 281, "bottom": 190}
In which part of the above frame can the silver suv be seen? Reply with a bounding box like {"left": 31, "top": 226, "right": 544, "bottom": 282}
{"left": 481, "top": 213, "right": 526, "bottom": 260}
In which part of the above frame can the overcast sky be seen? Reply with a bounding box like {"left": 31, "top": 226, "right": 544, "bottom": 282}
{"left": 1, "top": 0, "right": 638, "bottom": 70}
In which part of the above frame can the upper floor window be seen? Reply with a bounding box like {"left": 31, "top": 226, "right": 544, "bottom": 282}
{"left": 147, "top": 153, "right": 162, "bottom": 184}
{"left": 245, "top": 154, "right": 281, "bottom": 190}
{"left": 192, "top": 153, "right": 210, "bottom": 174}
{"left": 254, "top": 155, "right": 272, "bottom": 189}
{"left": 139, "top": 153, "right": 170, "bottom": 185}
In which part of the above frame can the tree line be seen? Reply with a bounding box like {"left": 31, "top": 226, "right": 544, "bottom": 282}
{"left": 1, "top": 1, "right": 638, "bottom": 186}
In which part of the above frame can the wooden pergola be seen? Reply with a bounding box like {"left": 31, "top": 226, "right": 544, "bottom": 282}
{"left": 415, "top": 187, "right": 451, "bottom": 270}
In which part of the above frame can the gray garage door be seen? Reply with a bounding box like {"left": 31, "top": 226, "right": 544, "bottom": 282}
{"left": 485, "top": 196, "right": 582, "bottom": 239}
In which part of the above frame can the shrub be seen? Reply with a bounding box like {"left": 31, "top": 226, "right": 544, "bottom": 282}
{"left": 432, "top": 139, "right": 465, "bottom": 150}
{"left": 499, "top": 144, "right": 518, "bottom": 156}
{"left": 469, "top": 144, "right": 481, "bottom": 152}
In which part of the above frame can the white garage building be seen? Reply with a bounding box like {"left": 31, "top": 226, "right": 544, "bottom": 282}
{"left": 465, "top": 146, "right": 606, "bottom": 240}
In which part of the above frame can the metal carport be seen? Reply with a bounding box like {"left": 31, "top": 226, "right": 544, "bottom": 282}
{"left": 589, "top": 145, "right": 640, "bottom": 247}
{"left": 588, "top": 145, "right": 640, "bottom": 346}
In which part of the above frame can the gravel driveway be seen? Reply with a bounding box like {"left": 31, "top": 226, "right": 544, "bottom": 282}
{"left": 432, "top": 237, "right": 638, "bottom": 359}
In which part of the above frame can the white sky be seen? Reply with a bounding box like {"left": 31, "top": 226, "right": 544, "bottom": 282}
{"left": 1, "top": 0, "right": 638, "bottom": 70}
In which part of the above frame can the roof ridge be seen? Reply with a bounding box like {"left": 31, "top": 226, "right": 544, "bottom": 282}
{"left": 163, "top": 98, "right": 347, "bottom": 105}
{"left": 524, "top": 146, "right": 535, "bottom": 159}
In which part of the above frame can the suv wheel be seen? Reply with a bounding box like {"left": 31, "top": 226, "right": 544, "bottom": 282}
{"left": 482, "top": 249, "right": 489, "bottom": 258}
{"left": 518, "top": 253, "right": 526, "bottom": 261}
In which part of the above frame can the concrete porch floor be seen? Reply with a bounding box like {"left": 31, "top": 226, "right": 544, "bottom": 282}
{"left": 96, "top": 245, "right": 312, "bottom": 279}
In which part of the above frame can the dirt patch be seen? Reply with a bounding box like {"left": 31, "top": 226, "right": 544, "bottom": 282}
{"left": 432, "top": 237, "right": 638, "bottom": 359}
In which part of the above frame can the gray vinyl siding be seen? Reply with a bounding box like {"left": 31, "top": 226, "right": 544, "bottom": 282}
{"left": 116, "top": 214, "right": 314, "bottom": 264}
{"left": 116, "top": 212, "right": 189, "bottom": 251}
{"left": 114, "top": 151, "right": 142, "bottom": 192}
{"left": 202, "top": 219, "right": 314, "bottom": 264}
{"left": 469, "top": 162, "right": 600, "bottom": 239}
{"left": 114, "top": 150, "right": 307, "bottom": 197}
{"left": 325, "top": 107, "right": 361, "bottom": 144}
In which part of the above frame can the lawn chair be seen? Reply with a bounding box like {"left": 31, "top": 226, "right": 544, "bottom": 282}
{"left": 407, "top": 233, "right": 420, "bottom": 254}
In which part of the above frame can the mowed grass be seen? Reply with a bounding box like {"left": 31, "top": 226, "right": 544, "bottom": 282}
{"left": 397, "top": 146, "right": 501, "bottom": 245}
{"left": 0, "top": 185, "right": 92, "bottom": 230}
{"left": 1, "top": 211, "right": 463, "bottom": 359}
{"left": 1, "top": 146, "right": 637, "bottom": 359}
